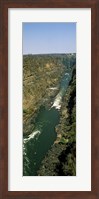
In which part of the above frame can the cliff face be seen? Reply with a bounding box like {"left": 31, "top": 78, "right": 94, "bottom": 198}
{"left": 23, "top": 54, "right": 75, "bottom": 135}
{"left": 37, "top": 65, "right": 76, "bottom": 176}
{"left": 23, "top": 54, "right": 76, "bottom": 176}
{"left": 23, "top": 55, "right": 64, "bottom": 135}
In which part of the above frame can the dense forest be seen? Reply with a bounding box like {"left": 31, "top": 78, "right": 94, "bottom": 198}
{"left": 23, "top": 53, "right": 76, "bottom": 176}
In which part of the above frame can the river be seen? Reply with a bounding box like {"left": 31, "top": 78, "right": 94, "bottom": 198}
{"left": 23, "top": 72, "right": 71, "bottom": 176}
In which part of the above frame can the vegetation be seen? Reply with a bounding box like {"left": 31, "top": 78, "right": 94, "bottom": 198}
{"left": 37, "top": 65, "right": 76, "bottom": 176}
{"left": 23, "top": 53, "right": 76, "bottom": 176}
{"left": 23, "top": 54, "right": 75, "bottom": 136}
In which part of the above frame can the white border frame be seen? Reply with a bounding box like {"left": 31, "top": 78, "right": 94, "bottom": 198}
{"left": 8, "top": 8, "right": 91, "bottom": 191}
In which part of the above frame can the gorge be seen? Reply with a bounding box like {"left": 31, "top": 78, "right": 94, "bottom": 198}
{"left": 23, "top": 54, "right": 76, "bottom": 176}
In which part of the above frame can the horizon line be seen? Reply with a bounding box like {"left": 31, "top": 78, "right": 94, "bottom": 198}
{"left": 23, "top": 52, "right": 76, "bottom": 56}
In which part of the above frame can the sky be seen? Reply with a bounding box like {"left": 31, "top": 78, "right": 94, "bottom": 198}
{"left": 23, "top": 23, "right": 76, "bottom": 55}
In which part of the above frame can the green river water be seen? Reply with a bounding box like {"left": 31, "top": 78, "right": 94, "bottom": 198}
{"left": 23, "top": 72, "right": 71, "bottom": 176}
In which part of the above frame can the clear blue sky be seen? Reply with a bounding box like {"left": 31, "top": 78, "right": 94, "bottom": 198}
{"left": 23, "top": 23, "right": 76, "bottom": 55}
